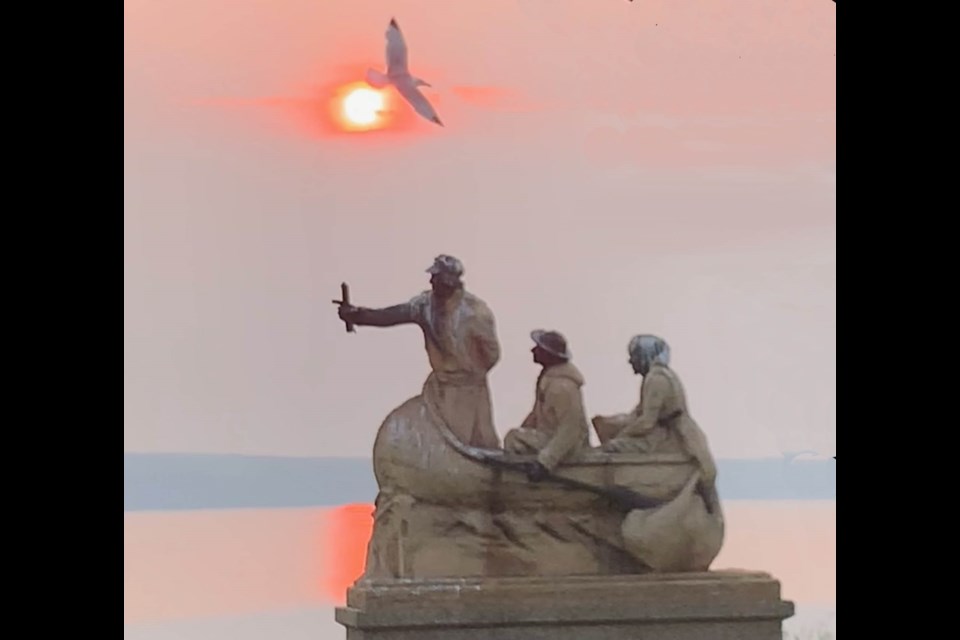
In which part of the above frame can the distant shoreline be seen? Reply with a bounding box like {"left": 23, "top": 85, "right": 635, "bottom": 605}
{"left": 123, "top": 453, "right": 836, "bottom": 512}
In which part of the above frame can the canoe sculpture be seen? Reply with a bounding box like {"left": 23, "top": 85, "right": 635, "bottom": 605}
{"left": 360, "top": 394, "right": 725, "bottom": 581}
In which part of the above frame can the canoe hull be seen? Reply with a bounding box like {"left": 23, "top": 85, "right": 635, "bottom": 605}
{"left": 371, "top": 396, "right": 699, "bottom": 511}
{"left": 361, "top": 394, "right": 723, "bottom": 580}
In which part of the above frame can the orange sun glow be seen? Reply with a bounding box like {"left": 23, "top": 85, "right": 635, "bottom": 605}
{"left": 321, "top": 503, "right": 374, "bottom": 603}
{"left": 343, "top": 88, "right": 383, "bottom": 125}
{"left": 332, "top": 82, "right": 388, "bottom": 132}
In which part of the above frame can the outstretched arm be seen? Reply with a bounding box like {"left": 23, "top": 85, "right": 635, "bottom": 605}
{"left": 341, "top": 302, "right": 418, "bottom": 328}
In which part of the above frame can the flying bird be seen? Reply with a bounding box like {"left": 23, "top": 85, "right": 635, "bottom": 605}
{"left": 365, "top": 18, "right": 444, "bottom": 127}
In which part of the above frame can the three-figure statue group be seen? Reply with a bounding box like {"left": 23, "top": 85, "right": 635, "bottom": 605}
{"left": 335, "top": 254, "right": 724, "bottom": 579}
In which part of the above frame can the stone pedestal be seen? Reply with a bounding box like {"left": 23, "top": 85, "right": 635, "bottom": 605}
{"left": 334, "top": 570, "right": 794, "bottom": 639}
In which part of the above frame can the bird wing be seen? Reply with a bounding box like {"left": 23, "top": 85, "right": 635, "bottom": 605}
{"left": 385, "top": 18, "right": 408, "bottom": 75}
{"left": 395, "top": 80, "right": 443, "bottom": 126}
{"left": 365, "top": 68, "right": 391, "bottom": 89}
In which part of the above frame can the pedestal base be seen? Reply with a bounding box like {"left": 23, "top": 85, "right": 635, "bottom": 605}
{"left": 334, "top": 570, "right": 794, "bottom": 639}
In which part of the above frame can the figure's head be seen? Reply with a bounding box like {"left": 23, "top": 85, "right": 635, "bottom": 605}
{"left": 530, "top": 329, "right": 571, "bottom": 367}
{"left": 426, "top": 254, "right": 464, "bottom": 300}
{"left": 627, "top": 334, "right": 670, "bottom": 375}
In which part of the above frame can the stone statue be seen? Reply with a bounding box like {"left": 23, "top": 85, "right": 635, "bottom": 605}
{"left": 334, "top": 265, "right": 724, "bottom": 579}
{"left": 591, "top": 334, "right": 724, "bottom": 571}
{"left": 334, "top": 276, "right": 794, "bottom": 639}
{"left": 503, "top": 330, "right": 590, "bottom": 482}
{"left": 592, "top": 334, "right": 720, "bottom": 515}
{"left": 336, "top": 254, "right": 501, "bottom": 449}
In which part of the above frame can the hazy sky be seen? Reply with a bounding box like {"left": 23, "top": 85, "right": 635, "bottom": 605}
{"left": 124, "top": 0, "right": 835, "bottom": 458}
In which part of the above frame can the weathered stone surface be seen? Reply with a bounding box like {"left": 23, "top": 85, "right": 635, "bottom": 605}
{"left": 335, "top": 571, "right": 794, "bottom": 639}
{"left": 333, "top": 261, "right": 795, "bottom": 639}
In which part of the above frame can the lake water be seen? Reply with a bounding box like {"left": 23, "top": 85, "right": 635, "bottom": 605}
{"left": 124, "top": 499, "right": 835, "bottom": 639}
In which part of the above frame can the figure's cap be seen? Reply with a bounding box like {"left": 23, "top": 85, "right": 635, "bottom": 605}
{"left": 531, "top": 329, "right": 571, "bottom": 360}
{"left": 426, "top": 255, "right": 464, "bottom": 277}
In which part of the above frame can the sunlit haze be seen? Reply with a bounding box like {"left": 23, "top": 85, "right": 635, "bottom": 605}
{"left": 124, "top": 0, "right": 835, "bottom": 459}
{"left": 342, "top": 87, "right": 384, "bottom": 127}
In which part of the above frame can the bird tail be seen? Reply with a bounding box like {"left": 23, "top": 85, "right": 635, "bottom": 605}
{"left": 365, "top": 68, "right": 391, "bottom": 89}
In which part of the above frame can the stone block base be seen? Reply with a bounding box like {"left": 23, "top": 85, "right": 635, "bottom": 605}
{"left": 334, "top": 570, "right": 794, "bottom": 639}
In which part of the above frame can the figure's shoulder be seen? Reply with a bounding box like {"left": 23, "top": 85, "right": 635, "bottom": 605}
{"left": 462, "top": 291, "right": 494, "bottom": 317}
{"left": 647, "top": 365, "right": 670, "bottom": 378}
{"left": 642, "top": 366, "right": 673, "bottom": 388}
{"left": 542, "top": 363, "right": 586, "bottom": 392}
{"left": 461, "top": 290, "right": 483, "bottom": 305}
{"left": 408, "top": 290, "right": 431, "bottom": 305}
{"left": 645, "top": 366, "right": 683, "bottom": 397}
{"left": 406, "top": 291, "right": 431, "bottom": 316}
{"left": 659, "top": 366, "right": 687, "bottom": 395}
{"left": 655, "top": 364, "right": 683, "bottom": 385}
{"left": 546, "top": 376, "right": 580, "bottom": 396}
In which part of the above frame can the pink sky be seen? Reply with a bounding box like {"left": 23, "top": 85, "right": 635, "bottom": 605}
{"left": 124, "top": 0, "right": 835, "bottom": 458}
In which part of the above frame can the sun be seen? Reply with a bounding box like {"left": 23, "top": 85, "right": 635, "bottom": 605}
{"left": 326, "top": 79, "right": 400, "bottom": 134}
{"left": 342, "top": 88, "right": 384, "bottom": 126}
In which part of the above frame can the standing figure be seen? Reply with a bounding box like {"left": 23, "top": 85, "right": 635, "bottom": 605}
{"left": 336, "top": 255, "right": 501, "bottom": 448}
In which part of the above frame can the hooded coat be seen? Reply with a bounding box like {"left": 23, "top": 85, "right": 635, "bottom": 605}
{"left": 598, "top": 362, "right": 716, "bottom": 488}
{"left": 504, "top": 361, "right": 590, "bottom": 471}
